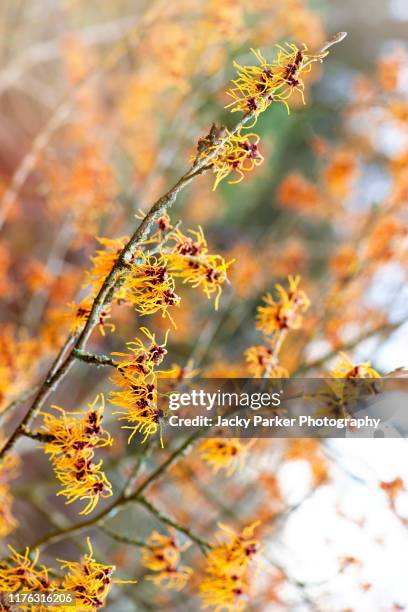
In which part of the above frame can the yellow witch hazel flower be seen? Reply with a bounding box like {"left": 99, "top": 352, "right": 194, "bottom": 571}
{"left": 0, "top": 452, "right": 20, "bottom": 537}
{"left": 200, "top": 522, "right": 260, "bottom": 612}
{"left": 111, "top": 376, "right": 161, "bottom": 444}
{"left": 142, "top": 530, "right": 192, "bottom": 591}
{"left": 112, "top": 327, "right": 169, "bottom": 378}
{"left": 40, "top": 394, "right": 113, "bottom": 515}
{"left": 122, "top": 252, "right": 180, "bottom": 323}
{"left": 0, "top": 546, "right": 53, "bottom": 592}
{"left": 325, "top": 352, "right": 381, "bottom": 411}
{"left": 167, "top": 227, "right": 233, "bottom": 309}
{"left": 202, "top": 129, "right": 264, "bottom": 190}
{"left": 199, "top": 439, "right": 255, "bottom": 476}
{"left": 330, "top": 353, "right": 380, "bottom": 379}
{"left": 313, "top": 353, "right": 381, "bottom": 423}
{"left": 59, "top": 538, "right": 135, "bottom": 610}
{"left": 227, "top": 43, "right": 328, "bottom": 120}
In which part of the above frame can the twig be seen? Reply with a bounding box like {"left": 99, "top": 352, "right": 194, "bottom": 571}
{"left": 0, "top": 0, "right": 170, "bottom": 231}
{"left": 297, "top": 319, "right": 405, "bottom": 374}
{"left": 20, "top": 427, "right": 54, "bottom": 443}
{"left": 136, "top": 495, "right": 211, "bottom": 552}
{"left": 100, "top": 525, "right": 148, "bottom": 548}
{"left": 0, "top": 385, "right": 39, "bottom": 421}
{"left": 73, "top": 349, "right": 117, "bottom": 368}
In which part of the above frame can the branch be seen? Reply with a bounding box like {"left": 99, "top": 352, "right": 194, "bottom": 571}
{"left": 23, "top": 432, "right": 200, "bottom": 551}
{"left": 0, "top": 32, "right": 347, "bottom": 460}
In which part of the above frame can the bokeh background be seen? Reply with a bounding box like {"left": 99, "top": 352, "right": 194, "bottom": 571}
{"left": 0, "top": 0, "right": 408, "bottom": 610}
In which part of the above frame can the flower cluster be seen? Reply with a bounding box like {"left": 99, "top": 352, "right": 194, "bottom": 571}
{"left": 245, "top": 345, "right": 289, "bottom": 379}
{"left": 200, "top": 522, "right": 260, "bottom": 611}
{"left": 122, "top": 253, "right": 180, "bottom": 321}
{"left": 0, "top": 539, "right": 132, "bottom": 610}
{"left": 85, "top": 236, "right": 129, "bottom": 295}
{"left": 67, "top": 297, "right": 115, "bottom": 336}
{"left": 68, "top": 237, "right": 180, "bottom": 336}
{"left": 142, "top": 531, "right": 192, "bottom": 591}
{"left": 321, "top": 353, "right": 381, "bottom": 418}
{"left": 110, "top": 328, "right": 169, "bottom": 445}
{"left": 166, "top": 227, "right": 233, "bottom": 308}
{"left": 40, "top": 394, "right": 113, "bottom": 515}
{"left": 227, "top": 44, "right": 327, "bottom": 119}
{"left": 198, "top": 39, "right": 333, "bottom": 189}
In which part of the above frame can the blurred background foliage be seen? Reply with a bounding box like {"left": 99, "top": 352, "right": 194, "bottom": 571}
{"left": 0, "top": 0, "right": 408, "bottom": 610}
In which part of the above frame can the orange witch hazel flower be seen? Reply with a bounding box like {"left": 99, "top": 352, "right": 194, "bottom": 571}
{"left": 142, "top": 530, "right": 192, "bottom": 591}
{"left": 40, "top": 394, "right": 113, "bottom": 515}
{"left": 256, "top": 275, "right": 310, "bottom": 335}
{"left": 245, "top": 345, "right": 289, "bottom": 378}
{"left": 67, "top": 297, "right": 115, "bottom": 336}
{"left": 200, "top": 522, "right": 260, "bottom": 611}
{"left": 59, "top": 537, "right": 135, "bottom": 610}
{"left": 85, "top": 235, "right": 129, "bottom": 294}
{"left": 167, "top": 226, "right": 233, "bottom": 309}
